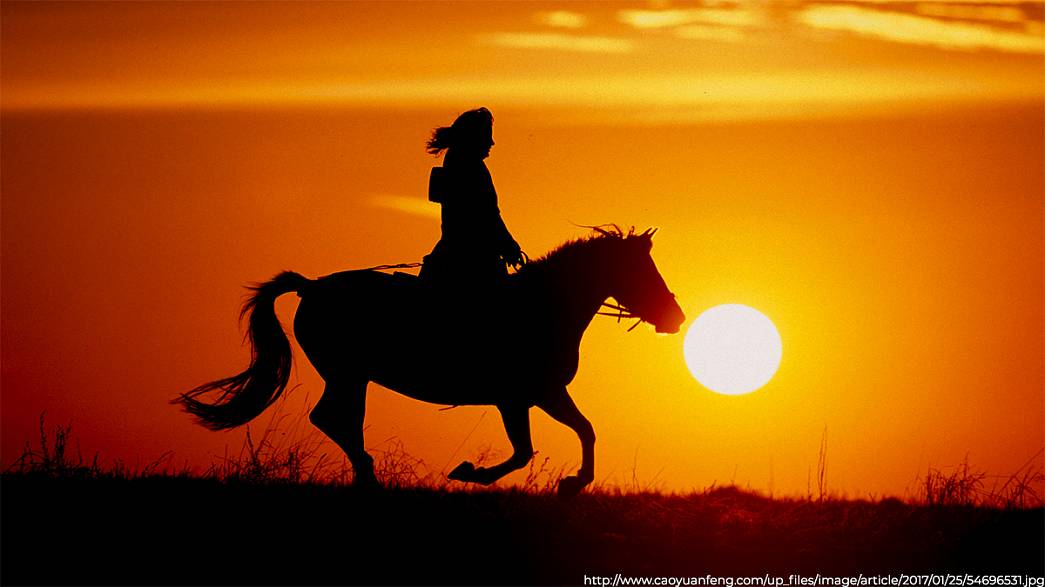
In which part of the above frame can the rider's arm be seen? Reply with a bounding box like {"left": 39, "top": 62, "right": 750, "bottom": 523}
{"left": 483, "top": 166, "right": 523, "bottom": 264}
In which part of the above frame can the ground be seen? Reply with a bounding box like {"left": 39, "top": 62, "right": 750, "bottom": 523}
{"left": 2, "top": 473, "right": 1041, "bottom": 586}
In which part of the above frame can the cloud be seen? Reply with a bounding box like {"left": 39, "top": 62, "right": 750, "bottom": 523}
{"left": 484, "top": 32, "right": 633, "bottom": 54}
{"left": 616, "top": 7, "right": 761, "bottom": 43}
{"left": 369, "top": 194, "right": 439, "bottom": 220}
{"left": 674, "top": 24, "right": 746, "bottom": 43}
{"left": 617, "top": 8, "right": 763, "bottom": 29}
{"left": 835, "top": 0, "right": 1032, "bottom": 5}
{"left": 537, "top": 10, "right": 588, "bottom": 29}
{"left": 796, "top": 4, "right": 1044, "bottom": 54}
{"left": 913, "top": 3, "right": 1027, "bottom": 24}
{"left": 6, "top": 70, "right": 1042, "bottom": 116}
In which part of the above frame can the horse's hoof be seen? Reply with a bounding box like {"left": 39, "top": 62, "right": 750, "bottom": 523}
{"left": 557, "top": 475, "right": 588, "bottom": 499}
{"left": 353, "top": 471, "right": 382, "bottom": 491}
{"left": 448, "top": 461, "right": 476, "bottom": 482}
{"left": 472, "top": 468, "right": 499, "bottom": 486}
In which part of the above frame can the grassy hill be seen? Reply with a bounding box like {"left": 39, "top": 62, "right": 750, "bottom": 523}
{"left": 3, "top": 419, "right": 1041, "bottom": 585}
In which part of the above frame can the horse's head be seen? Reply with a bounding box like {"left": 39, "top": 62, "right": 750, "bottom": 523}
{"left": 602, "top": 228, "right": 685, "bottom": 334}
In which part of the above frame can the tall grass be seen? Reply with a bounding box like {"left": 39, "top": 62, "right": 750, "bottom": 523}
{"left": 8, "top": 413, "right": 101, "bottom": 478}
{"left": 4, "top": 406, "right": 567, "bottom": 492}
{"left": 918, "top": 452, "right": 1044, "bottom": 509}
{"left": 6, "top": 410, "right": 1043, "bottom": 507}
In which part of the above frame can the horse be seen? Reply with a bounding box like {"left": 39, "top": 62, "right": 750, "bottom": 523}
{"left": 175, "top": 227, "right": 685, "bottom": 497}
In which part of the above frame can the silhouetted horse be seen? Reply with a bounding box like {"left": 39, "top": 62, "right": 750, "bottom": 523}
{"left": 176, "top": 227, "right": 684, "bottom": 497}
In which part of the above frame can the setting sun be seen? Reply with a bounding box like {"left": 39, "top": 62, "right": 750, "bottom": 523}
{"left": 683, "top": 304, "right": 783, "bottom": 395}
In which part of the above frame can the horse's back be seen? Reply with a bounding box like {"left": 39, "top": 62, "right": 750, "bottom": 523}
{"left": 294, "top": 270, "right": 474, "bottom": 383}
{"left": 294, "top": 271, "right": 415, "bottom": 372}
{"left": 292, "top": 268, "right": 560, "bottom": 406}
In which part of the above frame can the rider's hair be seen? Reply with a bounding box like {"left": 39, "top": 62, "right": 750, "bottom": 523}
{"left": 426, "top": 107, "right": 494, "bottom": 155}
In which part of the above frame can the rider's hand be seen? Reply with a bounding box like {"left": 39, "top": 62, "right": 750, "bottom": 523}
{"left": 504, "top": 241, "right": 526, "bottom": 269}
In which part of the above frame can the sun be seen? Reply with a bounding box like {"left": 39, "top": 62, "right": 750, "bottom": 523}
{"left": 683, "top": 304, "right": 782, "bottom": 395}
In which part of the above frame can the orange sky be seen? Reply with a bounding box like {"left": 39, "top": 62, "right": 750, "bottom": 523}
{"left": 2, "top": 1, "right": 1043, "bottom": 497}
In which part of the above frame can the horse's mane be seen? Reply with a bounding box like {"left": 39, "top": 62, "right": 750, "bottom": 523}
{"left": 514, "top": 225, "right": 645, "bottom": 279}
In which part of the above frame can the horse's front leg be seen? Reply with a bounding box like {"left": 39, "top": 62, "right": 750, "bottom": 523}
{"left": 537, "top": 388, "right": 595, "bottom": 498}
{"left": 448, "top": 405, "right": 533, "bottom": 485}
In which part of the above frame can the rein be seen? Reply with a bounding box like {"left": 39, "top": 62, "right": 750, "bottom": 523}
{"left": 364, "top": 262, "right": 424, "bottom": 272}
{"left": 597, "top": 301, "right": 644, "bottom": 332}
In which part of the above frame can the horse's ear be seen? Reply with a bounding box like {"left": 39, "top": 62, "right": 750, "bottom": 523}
{"left": 639, "top": 228, "right": 656, "bottom": 250}
{"left": 633, "top": 229, "right": 653, "bottom": 251}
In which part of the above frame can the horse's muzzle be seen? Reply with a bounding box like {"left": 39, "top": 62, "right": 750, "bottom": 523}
{"left": 655, "top": 305, "right": 685, "bottom": 334}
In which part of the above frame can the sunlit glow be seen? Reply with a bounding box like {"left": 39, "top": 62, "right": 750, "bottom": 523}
{"left": 684, "top": 305, "right": 783, "bottom": 396}
{"left": 9, "top": 71, "right": 1031, "bottom": 119}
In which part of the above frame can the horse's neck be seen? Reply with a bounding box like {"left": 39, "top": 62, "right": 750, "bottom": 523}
{"left": 542, "top": 251, "right": 610, "bottom": 339}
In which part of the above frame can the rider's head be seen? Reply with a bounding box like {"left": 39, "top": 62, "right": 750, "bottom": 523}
{"left": 426, "top": 107, "right": 495, "bottom": 160}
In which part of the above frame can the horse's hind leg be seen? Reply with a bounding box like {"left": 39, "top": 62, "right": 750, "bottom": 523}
{"left": 309, "top": 379, "right": 378, "bottom": 488}
{"left": 448, "top": 405, "right": 533, "bottom": 486}
{"left": 537, "top": 387, "right": 595, "bottom": 498}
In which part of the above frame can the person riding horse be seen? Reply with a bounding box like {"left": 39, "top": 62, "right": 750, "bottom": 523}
{"left": 420, "top": 107, "right": 525, "bottom": 287}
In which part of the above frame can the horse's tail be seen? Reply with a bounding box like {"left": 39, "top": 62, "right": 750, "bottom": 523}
{"left": 174, "top": 271, "right": 311, "bottom": 431}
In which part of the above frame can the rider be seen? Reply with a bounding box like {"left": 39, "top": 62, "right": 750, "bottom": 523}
{"left": 420, "top": 107, "right": 524, "bottom": 286}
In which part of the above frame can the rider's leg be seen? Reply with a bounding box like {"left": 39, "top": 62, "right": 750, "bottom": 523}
{"left": 310, "top": 379, "right": 378, "bottom": 487}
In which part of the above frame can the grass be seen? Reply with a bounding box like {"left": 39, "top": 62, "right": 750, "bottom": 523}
{"left": 918, "top": 453, "right": 1044, "bottom": 510}
{"left": 6, "top": 407, "right": 575, "bottom": 493}
{"left": 2, "top": 415, "right": 1043, "bottom": 586}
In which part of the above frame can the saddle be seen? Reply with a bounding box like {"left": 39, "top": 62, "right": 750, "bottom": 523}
{"left": 311, "top": 267, "right": 513, "bottom": 328}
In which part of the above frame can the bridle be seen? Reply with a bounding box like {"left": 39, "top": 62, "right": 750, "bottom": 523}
{"left": 364, "top": 260, "right": 652, "bottom": 331}
{"left": 597, "top": 301, "right": 645, "bottom": 332}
